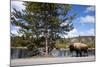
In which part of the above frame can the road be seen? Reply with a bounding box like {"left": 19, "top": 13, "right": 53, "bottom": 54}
{"left": 11, "top": 56, "right": 95, "bottom": 66}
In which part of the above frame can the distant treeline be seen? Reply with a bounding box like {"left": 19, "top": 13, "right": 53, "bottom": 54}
{"left": 11, "top": 36, "right": 95, "bottom": 49}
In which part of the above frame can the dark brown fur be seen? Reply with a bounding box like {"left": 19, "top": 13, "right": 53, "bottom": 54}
{"left": 69, "top": 43, "right": 88, "bottom": 57}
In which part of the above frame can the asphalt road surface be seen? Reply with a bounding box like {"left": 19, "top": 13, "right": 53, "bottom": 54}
{"left": 11, "top": 56, "right": 95, "bottom": 66}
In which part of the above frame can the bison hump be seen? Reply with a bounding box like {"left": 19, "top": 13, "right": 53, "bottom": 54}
{"left": 73, "top": 43, "right": 88, "bottom": 49}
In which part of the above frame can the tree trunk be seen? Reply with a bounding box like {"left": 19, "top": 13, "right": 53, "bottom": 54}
{"left": 45, "top": 32, "right": 48, "bottom": 56}
{"left": 44, "top": 17, "right": 48, "bottom": 56}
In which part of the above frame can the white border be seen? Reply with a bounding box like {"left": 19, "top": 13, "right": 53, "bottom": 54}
{"left": 0, "top": 0, "right": 10, "bottom": 67}
{"left": 12, "top": 0, "right": 95, "bottom": 5}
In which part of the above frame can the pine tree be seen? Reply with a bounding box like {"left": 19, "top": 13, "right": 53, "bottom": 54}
{"left": 11, "top": 2, "right": 75, "bottom": 56}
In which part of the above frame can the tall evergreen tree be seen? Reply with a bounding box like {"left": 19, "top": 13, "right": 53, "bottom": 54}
{"left": 11, "top": 2, "right": 75, "bottom": 56}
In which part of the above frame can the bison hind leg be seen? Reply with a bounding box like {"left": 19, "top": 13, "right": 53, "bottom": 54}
{"left": 79, "top": 51, "right": 82, "bottom": 57}
{"left": 83, "top": 50, "right": 88, "bottom": 56}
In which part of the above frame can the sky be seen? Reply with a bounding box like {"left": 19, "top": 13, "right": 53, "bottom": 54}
{"left": 11, "top": 1, "right": 95, "bottom": 38}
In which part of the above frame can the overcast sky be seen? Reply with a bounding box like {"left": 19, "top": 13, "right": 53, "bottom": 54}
{"left": 11, "top": 1, "right": 95, "bottom": 38}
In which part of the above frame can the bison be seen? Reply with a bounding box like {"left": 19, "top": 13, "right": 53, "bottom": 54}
{"left": 69, "top": 43, "right": 88, "bottom": 57}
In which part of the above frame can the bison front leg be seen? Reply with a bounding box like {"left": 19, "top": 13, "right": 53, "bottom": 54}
{"left": 76, "top": 50, "right": 79, "bottom": 57}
